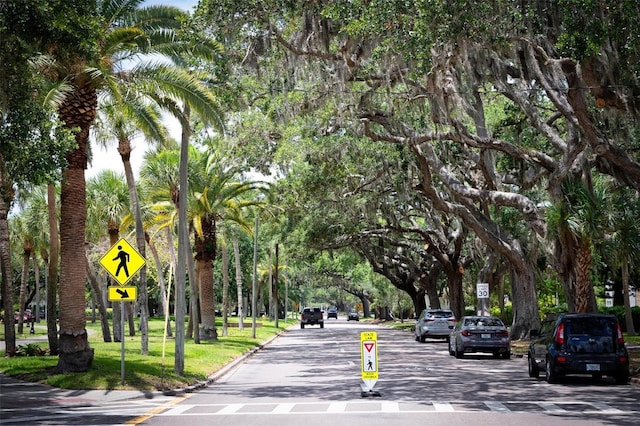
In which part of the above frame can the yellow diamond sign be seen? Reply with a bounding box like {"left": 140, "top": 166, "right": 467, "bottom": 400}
{"left": 99, "top": 238, "right": 146, "bottom": 285}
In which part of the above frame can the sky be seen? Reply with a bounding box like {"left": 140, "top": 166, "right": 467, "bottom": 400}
{"left": 86, "top": 0, "right": 201, "bottom": 179}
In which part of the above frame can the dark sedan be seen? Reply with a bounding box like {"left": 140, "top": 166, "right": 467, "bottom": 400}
{"left": 449, "top": 315, "right": 511, "bottom": 359}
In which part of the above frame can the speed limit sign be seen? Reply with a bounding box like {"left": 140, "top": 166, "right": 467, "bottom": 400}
{"left": 476, "top": 283, "right": 489, "bottom": 299}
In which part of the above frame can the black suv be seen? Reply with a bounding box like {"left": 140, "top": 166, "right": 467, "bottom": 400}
{"left": 528, "top": 313, "right": 629, "bottom": 384}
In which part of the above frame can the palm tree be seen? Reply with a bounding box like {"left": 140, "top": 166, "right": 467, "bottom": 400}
{"left": 31, "top": 0, "right": 221, "bottom": 371}
{"left": 547, "top": 175, "right": 614, "bottom": 313}
{"left": 189, "top": 148, "right": 267, "bottom": 340}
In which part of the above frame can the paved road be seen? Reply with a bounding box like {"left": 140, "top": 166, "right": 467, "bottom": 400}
{"left": 1, "top": 319, "right": 639, "bottom": 425}
{"left": 137, "top": 319, "right": 640, "bottom": 426}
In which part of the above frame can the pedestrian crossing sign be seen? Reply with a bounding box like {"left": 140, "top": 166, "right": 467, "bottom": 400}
{"left": 360, "top": 331, "right": 378, "bottom": 380}
{"left": 99, "top": 238, "right": 146, "bottom": 285}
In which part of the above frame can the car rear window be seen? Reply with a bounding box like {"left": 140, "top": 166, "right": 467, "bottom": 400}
{"left": 428, "top": 310, "right": 454, "bottom": 318}
{"left": 564, "top": 317, "right": 616, "bottom": 354}
{"left": 465, "top": 317, "right": 504, "bottom": 327}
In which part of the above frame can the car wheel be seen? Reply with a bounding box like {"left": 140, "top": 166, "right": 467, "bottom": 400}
{"left": 545, "top": 358, "right": 557, "bottom": 384}
{"left": 419, "top": 335, "right": 426, "bottom": 343}
{"left": 415, "top": 334, "right": 420, "bottom": 342}
{"left": 528, "top": 354, "right": 539, "bottom": 378}
{"left": 301, "top": 323, "right": 305, "bottom": 329}
{"left": 320, "top": 322, "right": 324, "bottom": 328}
{"left": 492, "top": 351, "right": 500, "bottom": 359}
{"left": 502, "top": 351, "right": 511, "bottom": 360}
{"left": 455, "top": 346, "right": 464, "bottom": 359}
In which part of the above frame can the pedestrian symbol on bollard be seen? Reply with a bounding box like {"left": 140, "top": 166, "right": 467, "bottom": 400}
{"left": 99, "top": 238, "right": 146, "bottom": 285}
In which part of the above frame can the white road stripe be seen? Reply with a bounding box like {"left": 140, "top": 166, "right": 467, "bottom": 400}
{"left": 272, "top": 403, "right": 296, "bottom": 413}
{"left": 433, "top": 402, "right": 454, "bottom": 412}
{"left": 327, "top": 401, "right": 348, "bottom": 412}
{"left": 485, "top": 401, "right": 509, "bottom": 412}
{"left": 538, "top": 402, "right": 566, "bottom": 413}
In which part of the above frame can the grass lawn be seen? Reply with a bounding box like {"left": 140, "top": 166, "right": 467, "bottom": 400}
{"left": 0, "top": 315, "right": 293, "bottom": 391}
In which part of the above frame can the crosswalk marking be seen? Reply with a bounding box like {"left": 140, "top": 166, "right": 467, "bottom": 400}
{"left": 485, "top": 401, "right": 509, "bottom": 412}
{"left": 157, "top": 400, "right": 638, "bottom": 416}
{"left": 433, "top": 402, "right": 454, "bottom": 412}
{"left": 538, "top": 402, "right": 566, "bottom": 413}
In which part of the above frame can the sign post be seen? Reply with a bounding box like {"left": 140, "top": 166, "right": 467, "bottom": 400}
{"left": 99, "top": 238, "right": 146, "bottom": 385}
{"left": 360, "top": 331, "right": 380, "bottom": 397}
{"left": 476, "top": 282, "right": 490, "bottom": 316}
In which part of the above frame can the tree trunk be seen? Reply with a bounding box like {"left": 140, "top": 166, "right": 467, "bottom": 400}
{"left": 221, "top": 243, "right": 229, "bottom": 337}
{"left": 233, "top": 236, "right": 244, "bottom": 330}
{"left": 621, "top": 257, "right": 636, "bottom": 335}
{"left": 509, "top": 263, "right": 541, "bottom": 339}
{"left": 85, "top": 253, "right": 111, "bottom": 342}
{"left": 146, "top": 232, "right": 172, "bottom": 337}
{"left": 0, "top": 172, "right": 16, "bottom": 355}
{"left": 17, "top": 244, "right": 31, "bottom": 334}
{"left": 119, "top": 138, "right": 149, "bottom": 354}
{"left": 46, "top": 183, "right": 58, "bottom": 355}
{"left": 56, "top": 81, "right": 95, "bottom": 373}
{"left": 575, "top": 239, "right": 597, "bottom": 313}
{"left": 56, "top": 166, "right": 94, "bottom": 372}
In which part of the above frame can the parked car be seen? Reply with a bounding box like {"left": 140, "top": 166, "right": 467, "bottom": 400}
{"left": 347, "top": 310, "right": 360, "bottom": 321}
{"left": 14, "top": 309, "right": 35, "bottom": 324}
{"left": 449, "top": 315, "right": 511, "bottom": 359}
{"left": 414, "top": 308, "right": 456, "bottom": 342}
{"left": 326, "top": 306, "right": 338, "bottom": 319}
{"left": 527, "top": 313, "right": 629, "bottom": 384}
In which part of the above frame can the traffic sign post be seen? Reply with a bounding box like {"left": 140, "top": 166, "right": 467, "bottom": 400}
{"left": 99, "top": 238, "right": 146, "bottom": 386}
{"left": 476, "top": 282, "right": 490, "bottom": 316}
{"left": 360, "top": 331, "right": 380, "bottom": 397}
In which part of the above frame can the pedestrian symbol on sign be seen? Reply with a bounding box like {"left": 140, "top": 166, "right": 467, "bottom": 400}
{"left": 99, "top": 238, "right": 146, "bottom": 286}
{"left": 113, "top": 245, "right": 130, "bottom": 278}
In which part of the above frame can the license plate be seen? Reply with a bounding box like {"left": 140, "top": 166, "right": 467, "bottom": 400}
{"left": 481, "top": 334, "right": 491, "bottom": 339}
{"left": 586, "top": 364, "right": 600, "bottom": 371}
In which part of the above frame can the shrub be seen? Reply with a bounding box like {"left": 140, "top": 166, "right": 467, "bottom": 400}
{"left": 15, "top": 343, "right": 48, "bottom": 357}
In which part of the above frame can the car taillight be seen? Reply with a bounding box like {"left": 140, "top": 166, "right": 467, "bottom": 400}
{"left": 616, "top": 323, "right": 625, "bottom": 345}
{"left": 496, "top": 330, "right": 509, "bottom": 337}
{"left": 554, "top": 323, "right": 565, "bottom": 345}
{"left": 423, "top": 318, "right": 435, "bottom": 322}
{"left": 619, "top": 356, "right": 628, "bottom": 363}
{"left": 556, "top": 356, "right": 567, "bottom": 363}
{"left": 461, "top": 330, "right": 471, "bottom": 336}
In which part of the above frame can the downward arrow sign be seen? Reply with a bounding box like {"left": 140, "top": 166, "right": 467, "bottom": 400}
{"left": 116, "top": 289, "right": 130, "bottom": 299}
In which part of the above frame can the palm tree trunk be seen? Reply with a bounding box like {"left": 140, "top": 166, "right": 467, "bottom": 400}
{"left": 85, "top": 253, "right": 112, "bottom": 342}
{"left": 17, "top": 245, "right": 31, "bottom": 334}
{"left": 57, "top": 166, "right": 94, "bottom": 372}
{"left": 233, "top": 236, "right": 244, "bottom": 330}
{"left": 621, "top": 257, "right": 636, "bottom": 335}
{"left": 0, "top": 171, "right": 17, "bottom": 355}
{"left": 119, "top": 138, "right": 149, "bottom": 354}
{"left": 56, "top": 82, "right": 95, "bottom": 373}
{"left": 146, "top": 232, "right": 172, "bottom": 337}
{"left": 221, "top": 243, "right": 229, "bottom": 337}
{"left": 46, "top": 183, "right": 59, "bottom": 355}
{"left": 575, "top": 240, "right": 597, "bottom": 313}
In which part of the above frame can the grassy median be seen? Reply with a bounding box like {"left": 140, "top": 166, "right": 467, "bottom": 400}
{"left": 0, "top": 316, "right": 292, "bottom": 391}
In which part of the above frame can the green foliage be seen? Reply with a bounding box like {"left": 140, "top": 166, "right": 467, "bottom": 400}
{"left": 15, "top": 343, "right": 48, "bottom": 357}
{"left": 601, "top": 306, "right": 640, "bottom": 333}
